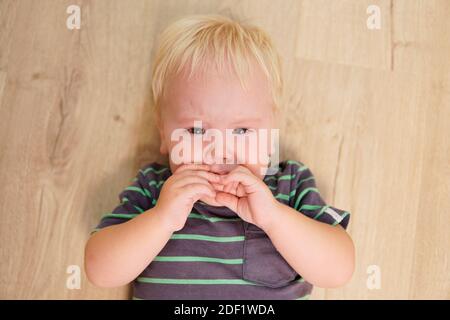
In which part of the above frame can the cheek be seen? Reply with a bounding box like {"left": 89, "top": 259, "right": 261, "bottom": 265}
{"left": 167, "top": 132, "right": 205, "bottom": 164}
{"left": 240, "top": 133, "right": 272, "bottom": 162}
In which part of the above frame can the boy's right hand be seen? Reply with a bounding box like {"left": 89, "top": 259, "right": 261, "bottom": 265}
{"left": 154, "top": 164, "right": 221, "bottom": 232}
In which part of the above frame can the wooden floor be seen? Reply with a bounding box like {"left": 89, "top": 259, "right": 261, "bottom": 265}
{"left": 0, "top": 0, "right": 448, "bottom": 299}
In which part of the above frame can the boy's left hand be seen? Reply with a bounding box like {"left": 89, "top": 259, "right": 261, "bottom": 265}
{"left": 212, "top": 165, "right": 279, "bottom": 230}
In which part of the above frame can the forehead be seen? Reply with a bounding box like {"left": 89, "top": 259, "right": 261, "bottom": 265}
{"left": 162, "top": 63, "right": 274, "bottom": 123}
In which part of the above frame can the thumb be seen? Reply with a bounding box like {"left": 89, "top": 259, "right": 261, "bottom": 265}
{"left": 215, "top": 191, "right": 239, "bottom": 213}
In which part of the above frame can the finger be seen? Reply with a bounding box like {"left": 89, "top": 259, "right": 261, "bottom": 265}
{"left": 191, "top": 170, "right": 222, "bottom": 183}
{"left": 232, "top": 181, "right": 239, "bottom": 194}
{"left": 236, "top": 183, "right": 246, "bottom": 197}
{"left": 223, "top": 181, "right": 234, "bottom": 194}
{"left": 174, "top": 163, "right": 211, "bottom": 174}
{"left": 221, "top": 171, "right": 257, "bottom": 187}
{"left": 230, "top": 165, "right": 252, "bottom": 174}
{"left": 223, "top": 181, "right": 238, "bottom": 194}
{"left": 225, "top": 181, "right": 239, "bottom": 196}
{"left": 211, "top": 183, "right": 225, "bottom": 191}
{"left": 185, "top": 183, "right": 217, "bottom": 200}
{"left": 215, "top": 191, "right": 239, "bottom": 212}
{"left": 176, "top": 169, "right": 221, "bottom": 181}
{"left": 173, "top": 175, "right": 214, "bottom": 189}
{"left": 175, "top": 167, "right": 222, "bottom": 184}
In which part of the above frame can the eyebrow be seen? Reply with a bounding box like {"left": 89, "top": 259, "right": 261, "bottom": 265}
{"left": 229, "top": 118, "right": 263, "bottom": 125}
{"left": 175, "top": 117, "right": 263, "bottom": 126}
{"left": 176, "top": 116, "right": 204, "bottom": 122}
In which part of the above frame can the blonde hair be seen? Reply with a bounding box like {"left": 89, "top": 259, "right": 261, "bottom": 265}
{"left": 151, "top": 14, "right": 283, "bottom": 120}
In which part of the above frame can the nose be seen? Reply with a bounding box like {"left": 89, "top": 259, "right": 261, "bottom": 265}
{"left": 202, "top": 136, "right": 236, "bottom": 171}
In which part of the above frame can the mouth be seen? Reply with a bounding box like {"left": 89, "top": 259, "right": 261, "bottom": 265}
{"left": 210, "top": 169, "right": 229, "bottom": 175}
{"left": 209, "top": 164, "right": 237, "bottom": 175}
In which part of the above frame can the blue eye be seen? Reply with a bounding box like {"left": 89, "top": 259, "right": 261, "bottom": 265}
{"left": 233, "top": 128, "right": 250, "bottom": 135}
{"left": 186, "top": 127, "right": 205, "bottom": 135}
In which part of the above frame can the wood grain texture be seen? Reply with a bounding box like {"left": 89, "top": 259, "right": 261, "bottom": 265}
{"left": 0, "top": 0, "right": 448, "bottom": 299}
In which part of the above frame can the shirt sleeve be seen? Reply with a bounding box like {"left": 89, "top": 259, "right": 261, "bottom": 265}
{"left": 90, "top": 167, "right": 157, "bottom": 235}
{"left": 287, "top": 161, "right": 351, "bottom": 229}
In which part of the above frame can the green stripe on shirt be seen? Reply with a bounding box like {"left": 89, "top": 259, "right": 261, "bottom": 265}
{"left": 293, "top": 187, "right": 319, "bottom": 210}
{"left": 140, "top": 167, "right": 169, "bottom": 175}
{"left": 99, "top": 212, "right": 242, "bottom": 223}
{"left": 101, "top": 213, "right": 139, "bottom": 220}
{"left": 124, "top": 186, "right": 152, "bottom": 198}
{"left": 188, "top": 213, "right": 242, "bottom": 222}
{"left": 153, "top": 256, "right": 244, "bottom": 264}
{"left": 136, "top": 277, "right": 261, "bottom": 286}
{"left": 136, "top": 277, "right": 306, "bottom": 286}
{"left": 170, "top": 234, "right": 245, "bottom": 242}
{"left": 274, "top": 189, "right": 297, "bottom": 201}
{"left": 314, "top": 205, "right": 329, "bottom": 220}
{"left": 148, "top": 180, "right": 165, "bottom": 188}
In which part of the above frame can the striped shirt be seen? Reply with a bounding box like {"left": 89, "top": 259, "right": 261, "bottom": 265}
{"left": 91, "top": 160, "right": 351, "bottom": 300}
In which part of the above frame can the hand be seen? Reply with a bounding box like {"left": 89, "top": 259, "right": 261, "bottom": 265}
{"left": 155, "top": 164, "right": 221, "bottom": 232}
{"left": 213, "top": 165, "right": 279, "bottom": 230}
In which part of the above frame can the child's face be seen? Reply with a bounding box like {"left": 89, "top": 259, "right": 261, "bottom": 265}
{"left": 158, "top": 62, "right": 276, "bottom": 183}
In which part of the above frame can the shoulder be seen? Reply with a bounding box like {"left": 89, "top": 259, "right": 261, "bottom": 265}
{"left": 137, "top": 162, "right": 171, "bottom": 181}
{"left": 266, "top": 159, "right": 311, "bottom": 182}
{"left": 264, "top": 159, "right": 316, "bottom": 204}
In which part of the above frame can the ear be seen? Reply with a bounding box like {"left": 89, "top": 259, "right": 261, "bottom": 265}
{"left": 159, "top": 139, "right": 168, "bottom": 155}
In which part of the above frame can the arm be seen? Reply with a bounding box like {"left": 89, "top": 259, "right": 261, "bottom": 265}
{"left": 84, "top": 163, "right": 220, "bottom": 288}
{"left": 84, "top": 206, "right": 174, "bottom": 288}
{"left": 262, "top": 201, "right": 355, "bottom": 288}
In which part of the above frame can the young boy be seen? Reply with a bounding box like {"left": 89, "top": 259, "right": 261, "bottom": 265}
{"left": 85, "top": 14, "right": 354, "bottom": 300}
